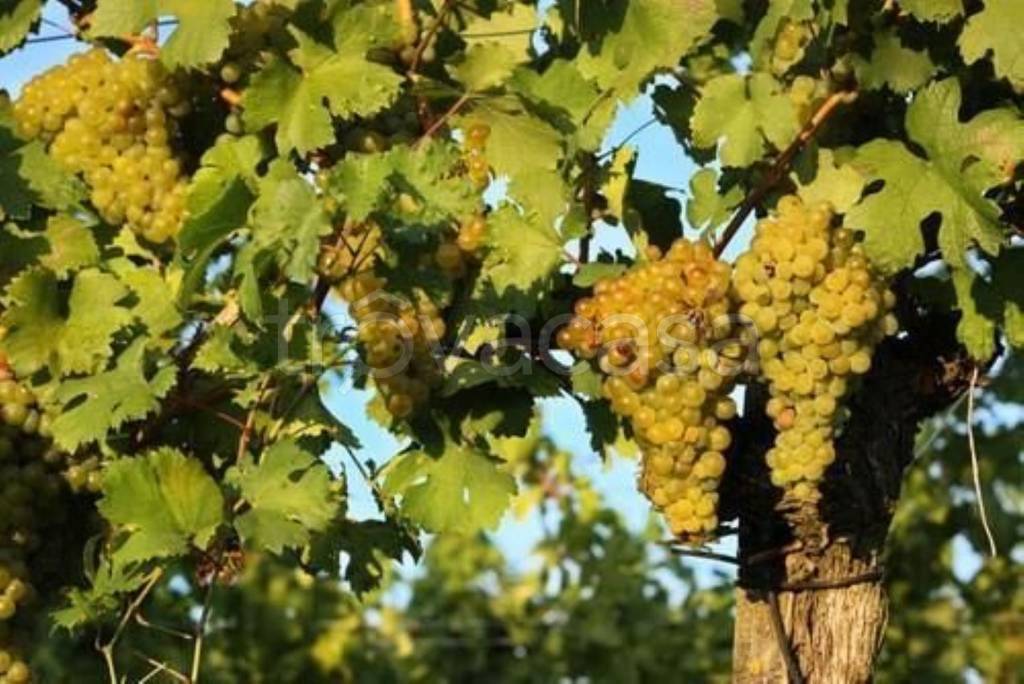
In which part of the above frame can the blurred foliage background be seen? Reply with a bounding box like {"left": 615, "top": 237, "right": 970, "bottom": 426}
{"left": 32, "top": 357, "right": 1022, "bottom": 683}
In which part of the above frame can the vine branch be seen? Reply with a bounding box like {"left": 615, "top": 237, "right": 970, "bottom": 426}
{"left": 714, "top": 90, "right": 857, "bottom": 258}
{"left": 966, "top": 366, "right": 998, "bottom": 557}
{"left": 766, "top": 590, "right": 805, "bottom": 684}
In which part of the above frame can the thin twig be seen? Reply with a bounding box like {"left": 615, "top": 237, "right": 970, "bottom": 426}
{"left": 661, "top": 543, "right": 740, "bottom": 565}
{"left": 578, "top": 153, "right": 596, "bottom": 263}
{"left": 98, "top": 568, "right": 164, "bottom": 683}
{"left": 714, "top": 90, "right": 857, "bottom": 258}
{"left": 190, "top": 576, "right": 218, "bottom": 683}
{"left": 774, "top": 569, "right": 883, "bottom": 592}
{"left": 415, "top": 93, "right": 471, "bottom": 148}
{"left": 597, "top": 116, "right": 658, "bottom": 161}
{"left": 966, "top": 366, "right": 998, "bottom": 557}
{"left": 766, "top": 591, "right": 805, "bottom": 684}
{"left": 410, "top": 0, "right": 453, "bottom": 73}
{"left": 237, "top": 374, "right": 273, "bottom": 463}
{"left": 130, "top": 650, "right": 190, "bottom": 684}
{"left": 135, "top": 612, "right": 195, "bottom": 641}
{"left": 741, "top": 541, "right": 804, "bottom": 567}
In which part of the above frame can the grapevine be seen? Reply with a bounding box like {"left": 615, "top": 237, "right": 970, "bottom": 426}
{"left": 560, "top": 240, "right": 741, "bottom": 541}
{"left": 733, "top": 195, "right": 898, "bottom": 503}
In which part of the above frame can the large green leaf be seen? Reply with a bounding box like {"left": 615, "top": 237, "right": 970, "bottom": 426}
{"left": 229, "top": 440, "right": 340, "bottom": 554}
{"left": 691, "top": 73, "right": 800, "bottom": 167}
{"left": 845, "top": 79, "right": 1024, "bottom": 274}
{"left": 0, "top": 268, "right": 133, "bottom": 377}
{"left": 248, "top": 160, "right": 332, "bottom": 284}
{"left": 99, "top": 448, "right": 224, "bottom": 565}
{"left": 0, "top": 0, "right": 41, "bottom": 54}
{"left": 244, "top": 26, "right": 404, "bottom": 154}
{"left": 50, "top": 338, "right": 178, "bottom": 451}
{"left": 382, "top": 443, "right": 516, "bottom": 535}
{"left": 90, "top": 0, "right": 236, "bottom": 68}
{"left": 960, "top": 0, "right": 1024, "bottom": 93}
{"left": 577, "top": 0, "right": 717, "bottom": 94}
{"left": 476, "top": 206, "right": 565, "bottom": 316}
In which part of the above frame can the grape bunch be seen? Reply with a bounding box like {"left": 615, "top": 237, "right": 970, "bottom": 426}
{"left": 435, "top": 215, "right": 487, "bottom": 279}
{"left": 788, "top": 75, "right": 830, "bottom": 126}
{"left": 318, "top": 220, "right": 384, "bottom": 283}
{"left": 733, "top": 195, "right": 898, "bottom": 503}
{"left": 771, "top": 20, "right": 812, "bottom": 75}
{"left": 320, "top": 223, "right": 445, "bottom": 420}
{"left": 0, "top": 349, "right": 74, "bottom": 684}
{"left": 560, "top": 240, "right": 741, "bottom": 541}
{"left": 342, "top": 274, "right": 446, "bottom": 419}
{"left": 462, "top": 122, "right": 491, "bottom": 189}
{"left": 13, "top": 48, "right": 190, "bottom": 244}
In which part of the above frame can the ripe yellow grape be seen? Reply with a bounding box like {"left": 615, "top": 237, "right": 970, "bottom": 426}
{"left": 13, "top": 48, "right": 191, "bottom": 244}
{"left": 733, "top": 195, "right": 897, "bottom": 504}
{"left": 561, "top": 239, "right": 739, "bottom": 542}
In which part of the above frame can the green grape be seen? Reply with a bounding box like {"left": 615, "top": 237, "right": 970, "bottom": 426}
{"left": 220, "top": 61, "right": 242, "bottom": 84}
{"left": 225, "top": 112, "right": 244, "bottom": 135}
{"left": 733, "top": 195, "right": 897, "bottom": 505}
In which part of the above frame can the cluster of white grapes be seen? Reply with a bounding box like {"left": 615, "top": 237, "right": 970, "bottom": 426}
{"left": 560, "top": 240, "right": 741, "bottom": 540}
{"left": 322, "top": 222, "right": 446, "bottom": 420}
{"left": 13, "top": 48, "right": 190, "bottom": 244}
{"left": 0, "top": 348, "right": 71, "bottom": 684}
{"left": 733, "top": 195, "right": 898, "bottom": 503}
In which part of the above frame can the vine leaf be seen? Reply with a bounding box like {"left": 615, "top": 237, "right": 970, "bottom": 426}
{"left": 0, "top": 268, "right": 133, "bottom": 377}
{"left": 244, "top": 24, "right": 403, "bottom": 154}
{"left": 324, "top": 151, "right": 394, "bottom": 221}
{"left": 476, "top": 206, "right": 564, "bottom": 316}
{"left": 899, "top": 0, "right": 963, "bottom": 23}
{"left": 113, "top": 263, "right": 184, "bottom": 339}
{"left": 248, "top": 159, "right": 332, "bottom": 284}
{"left": 960, "top": 0, "right": 1024, "bottom": 93}
{"left": 50, "top": 337, "right": 178, "bottom": 452}
{"left": 953, "top": 248, "right": 1024, "bottom": 357}
{"left": 853, "top": 29, "right": 937, "bottom": 94}
{"left": 99, "top": 448, "right": 224, "bottom": 565}
{"left": 0, "top": 138, "right": 87, "bottom": 220}
{"left": 312, "top": 519, "right": 420, "bottom": 595}
{"left": 845, "top": 79, "right": 1024, "bottom": 275}
{"left": 0, "top": 0, "right": 41, "bottom": 55}
{"left": 52, "top": 558, "right": 148, "bottom": 631}
{"left": 463, "top": 2, "right": 537, "bottom": 53}
{"left": 687, "top": 167, "right": 742, "bottom": 231}
{"left": 89, "top": 0, "right": 236, "bottom": 69}
{"left": 793, "top": 148, "right": 865, "bottom": 214}
{"left": 381, "top": 442, "right": 516, "bottom": 535}
{"left": 691, "top": 73, "right": 800, "bottom": 168}
{"left": 454, "top": 43, "right": 520, "bottom": 92}
{"left": 457, "top": 96, "right": 564, "bottom": 218}
{"left": 40, "top": 216, "right": 99, "bottom": 277}
{"left": 178, "top": 134, "right": 264, "bottom": 254}
{"left": 228, "top": 439, "right": 339, "bottom": 554}
{"left": 576, "top": 0, "right": 717, "bottom": 94}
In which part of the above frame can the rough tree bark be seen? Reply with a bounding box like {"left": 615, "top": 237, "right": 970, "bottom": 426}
{"left": 726, "top": 305, "right": 974, "bottom": 683}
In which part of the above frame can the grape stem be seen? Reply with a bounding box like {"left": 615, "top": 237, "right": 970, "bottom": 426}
{"left": 766, "top": 590, "right": 806, "bottom": 684}
{"left": 409, "top": 0, "right": 454, "bottom": 74}
{"left": 415, "top": 92, "right": 470, "bottom": 148}
{"left": 98, "top": 568, "right": 165, "bottom": 684}
{"left": 713, "top": 89, "right": 857, "bottom": 258}
{"left": 966, "top": 366, "right": 999, "bottom": 557}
